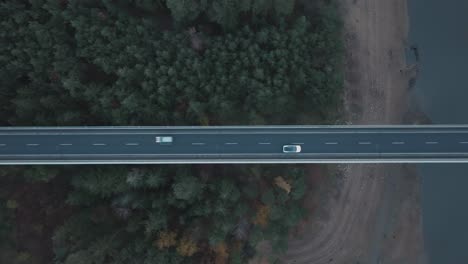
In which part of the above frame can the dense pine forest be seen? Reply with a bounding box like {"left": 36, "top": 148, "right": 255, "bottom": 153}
{"left": 0, "top": 0, "right": 343, "bottom": 263}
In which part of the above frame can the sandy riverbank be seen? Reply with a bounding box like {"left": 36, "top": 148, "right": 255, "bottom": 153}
{"left": 280, "top": 0, "right": 427, "bottom": 263}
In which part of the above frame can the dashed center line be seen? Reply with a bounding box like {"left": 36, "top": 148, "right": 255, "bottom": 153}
{"left": 60, "top": 143, "right": 72, "bottom": 146}
{"left": 92, "top": 143, "right": 106, "bottom": 146}
{"left": 225, "top": 142, "right": 238, "bottom": 145}
{"left": 192, "top": 143, "right": 205, "bottom": 145}
{"left": 291, "top": 143, "right": 304, "bottom": 145}
{"left": 392, "top": 142, "right": 405, "bottom": 145}
{"left": 258, "top": 142, "right": 271, "bottom": 145}
{"left": 358, "top": 142, "right": 372, "bottom": 145}
{"left": 425, "top": 141, "right": 438, "bottom": 144}
{"left": 0, "top": 144, "right": 6, "bottom": 147}
{"left": 325, "top": 142, "right": 338, "bottom": 145}
{"left": 460, "top": 142, "right": 468, "bottom": 144}
{"left": 125, "top": 143, "right": 140, "bottom": 146}
{"left": 26, "top": 144, "right": 39, "bottom": 146}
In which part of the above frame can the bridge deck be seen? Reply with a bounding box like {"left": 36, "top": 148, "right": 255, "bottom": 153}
{"left": 1, "top": 126, "right": 468, "bottom": 164}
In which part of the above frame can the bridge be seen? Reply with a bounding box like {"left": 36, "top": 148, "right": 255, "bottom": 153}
{"left": 1, "top": 125, "right": 468, "bottom": 164}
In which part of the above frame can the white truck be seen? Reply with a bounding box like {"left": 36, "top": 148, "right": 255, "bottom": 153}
{"left": 155, "top": 136, "right": 173, "bottom": 144}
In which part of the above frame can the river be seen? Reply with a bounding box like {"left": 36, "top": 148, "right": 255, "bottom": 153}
{"left": 407, "top": 0, "right": 468, "bottom": 263}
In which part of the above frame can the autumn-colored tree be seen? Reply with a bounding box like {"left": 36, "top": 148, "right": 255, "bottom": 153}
{"left": 274, "top": 176, "right": 291, "bottom": 194}
{"left": 213, "top": 242, "right": 229, "bottom": 264}
{"left": 176, "top": 236, "right": 198, "bottom": 257}
{"left": 253, "top": 204, "right": 270, "bottom": 228}
{"left": 155, "top": 230, "right": 177, "bottom": 249}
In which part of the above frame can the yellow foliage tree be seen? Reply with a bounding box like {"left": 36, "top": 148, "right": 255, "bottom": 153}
{"left": 155, "top": 230, "right": 177, "bottom": 249}
{"left": 253, "top": 204, "right": 270, "bottom": 228}
{"left": 274, "top": 176, "right": 291, "bottom": 194}
{"left": 213, "top": 242, "right": 229, "bottom": 264}
{"left": 176, "top": 236, "right": 198, "bottom": 257}
{"left": 200, "top": 114, "right": 210, "bottom": 126}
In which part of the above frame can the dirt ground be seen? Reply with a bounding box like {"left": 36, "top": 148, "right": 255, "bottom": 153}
{"left": 277, "top": 0, "right": 427, "bottom": 263}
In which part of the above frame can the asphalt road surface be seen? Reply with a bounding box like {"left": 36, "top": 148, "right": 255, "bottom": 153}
{"left": 1, "top": 125, "right": 468, "bottom": 164}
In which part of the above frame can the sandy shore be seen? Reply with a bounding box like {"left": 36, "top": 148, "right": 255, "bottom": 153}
{"left": 279, "top": 0, "right": 427, "bottom": 263}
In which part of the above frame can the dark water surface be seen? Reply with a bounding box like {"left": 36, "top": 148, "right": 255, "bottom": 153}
{"left": 407, "top": 0, "right": 468, "bottom": 263}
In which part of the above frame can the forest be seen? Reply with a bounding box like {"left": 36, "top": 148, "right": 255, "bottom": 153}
{"left": 0, "top": 0, "right": 343, "bottom": 263}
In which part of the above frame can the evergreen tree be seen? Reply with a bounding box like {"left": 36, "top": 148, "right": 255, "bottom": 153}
{"left": 1, "top": 1, "right": 342, "bottom": 263}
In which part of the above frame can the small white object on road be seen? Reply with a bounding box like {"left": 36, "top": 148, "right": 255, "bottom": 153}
{"left": 155, "top": 136, "right": 173, "bottom": 144}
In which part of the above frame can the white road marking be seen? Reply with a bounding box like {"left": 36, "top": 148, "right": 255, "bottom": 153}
{"left": 60, "top": 143, "right": 72, "bottom": 146}
{"left": 0, "top": 144, "right": 6, "bottom": 147}
{"left": 325, "top": 142, "right": 338, "bottom": 145}
{"left": 92, "top": 143, "right": 106, "bottom": 146}
{"left": 425, "top": 141, "right": 438, "bottom": 144}
{"left": 192, "top": 143, "right": 205, "bottom": 145}
{"left": 125, "top": 143, "right": 140, "bottom": 146}
{"left": 258, "top": 142, "right": 271, "bottom": 145}
{"left": 392, "top": 142, "right": 405, "bottom": 145}
{"left": 460, "top": 142, "right": 468, "bottom": 144}
{"left": 26, "top": 144, "right": 39, "bottom": 146}
{"left": 358, "top": 142, "right": 372, "bottom": 145}
{"left": 291, "top": 143, "right": 304, "bottom": 145}
{"left": 225, "top": 142, "right": 238, "bottom": 145}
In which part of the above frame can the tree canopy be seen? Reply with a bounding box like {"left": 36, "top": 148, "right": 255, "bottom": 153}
{"left": 0, "top": 0, "right": 342, "bottom": 263}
